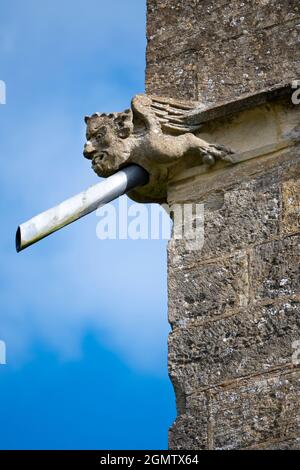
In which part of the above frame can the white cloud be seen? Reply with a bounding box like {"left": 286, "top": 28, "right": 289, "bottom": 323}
{"left": 0, "top": 0, "right": 170, "bottom": 376}
{"left": 0, "top": 106, "right": 169, "bottom": 375}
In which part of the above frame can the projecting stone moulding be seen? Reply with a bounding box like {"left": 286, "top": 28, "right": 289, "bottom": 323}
{"left": 83, "top": 84, "right": 300, "bottom": 206}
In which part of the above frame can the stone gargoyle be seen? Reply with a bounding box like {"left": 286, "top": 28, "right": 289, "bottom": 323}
{"left": 83, "top": 94, "right": 234, "bottom": 202}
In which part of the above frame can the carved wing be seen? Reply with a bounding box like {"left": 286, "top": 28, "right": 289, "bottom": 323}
{"left": 149, "top": 95, "right": 204, "bottom": 134}
{"left": 131, "top": 94, "right": 203, "bottom": 135}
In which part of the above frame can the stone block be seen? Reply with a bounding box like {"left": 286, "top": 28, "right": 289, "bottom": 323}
{"left": 147, "top": 0, "right": 300, "bottom": 103}
{"left": 210, "top": 370, "right": 300, "bottom": 449}
{"left": 169, "top": 252, "right": 249, "bottom": 325}
{"left": 170, "top": 370, "right": 300, "bottom": 450}
{"left": 169, "top": 393, "right": 209, "bottom": 450}
{"left": 169, "top": 301, "right": 300, "bottom": 393}
{"left": 168, "top": 170, "right": 280, "bottom": 263}
{"left": 250, "top": 235, "right": 300, "bottom": 301}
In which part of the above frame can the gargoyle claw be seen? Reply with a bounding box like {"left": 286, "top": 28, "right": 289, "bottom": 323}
{"left": 208, "top": 143, "right": 234, "bottom": 163}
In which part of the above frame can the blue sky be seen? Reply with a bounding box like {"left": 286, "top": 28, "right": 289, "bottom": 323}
{"left": 0, "top": 0, "right": 175, "bottom": 449}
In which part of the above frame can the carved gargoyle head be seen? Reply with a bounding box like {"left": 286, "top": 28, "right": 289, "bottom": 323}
{"left": 83, "top": 110, "right": 134, "bottom": 177}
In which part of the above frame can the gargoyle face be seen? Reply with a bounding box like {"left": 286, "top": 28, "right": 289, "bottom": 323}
{"left": 83, "top": 109, "right": 133, "bottom": 177}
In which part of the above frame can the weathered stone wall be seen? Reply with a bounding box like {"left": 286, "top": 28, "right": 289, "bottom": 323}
{"left": 146, "top": 0, "right": 300, "bottom": 104}
{"left": 167, "top": 143, "right": 300, "bottom": 449}
{"left": 146, "top": 0, "right": 300, "bottom": 450}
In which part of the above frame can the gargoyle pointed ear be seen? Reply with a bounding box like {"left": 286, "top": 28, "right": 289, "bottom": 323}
{"left": 84, "top": 116, "right": 90, "bottom": 124}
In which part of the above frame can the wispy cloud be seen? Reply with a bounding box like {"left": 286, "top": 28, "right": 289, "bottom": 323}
{"left": 0, "top": 0, "right": 170, "bottom": 375}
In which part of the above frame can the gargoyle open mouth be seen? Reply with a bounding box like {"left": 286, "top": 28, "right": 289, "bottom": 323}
{"left": 91, "top": 151, "right": 117, "bottom": 177}
{"left": 92, "top": 151, "right": 109, "bottom": 166}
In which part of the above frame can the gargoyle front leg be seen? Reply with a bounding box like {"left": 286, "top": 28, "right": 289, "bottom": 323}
{"left": 201, "top": 142, "right": 234, "bottom": 166}
{"left": 187, "top": 134, "right": 234, "bottom": 166}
